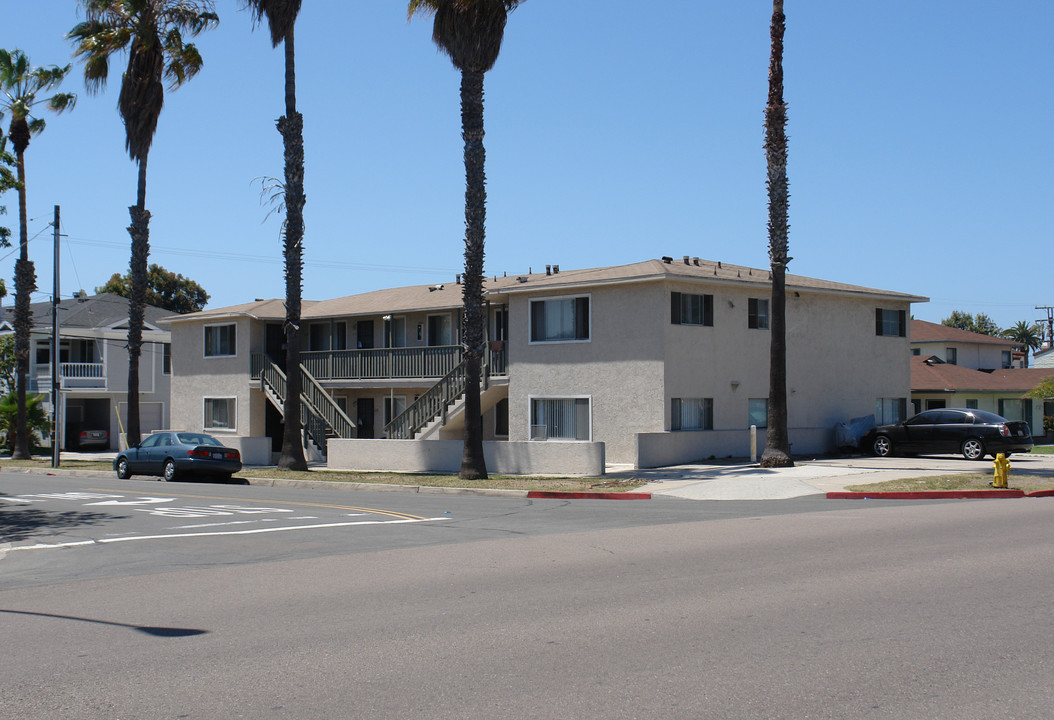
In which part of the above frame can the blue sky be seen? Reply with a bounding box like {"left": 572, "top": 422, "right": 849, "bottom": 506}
{"left": 2, "top": 1, "right": 1051, "bottom": 333}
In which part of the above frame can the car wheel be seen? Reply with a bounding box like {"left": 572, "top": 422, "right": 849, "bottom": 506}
{"left": 961, "top": 438, "right": 986, "bottom": 461}
{"left": 872, "top": 435, "right": 894, "bottom": 457}
{"left": 116, "top": 457, "right": 131, "bottom": 480}
{"left": 163, "top": 459, "right": 178, "bottom": 482}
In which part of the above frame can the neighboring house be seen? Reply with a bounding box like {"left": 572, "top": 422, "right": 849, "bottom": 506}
{"left": 1034, "top": 346, "right": 1054, "bottom": 369}
{"left": 0, "top": 293, "right": 172, "bottom": 449}
{"left": 163, "top": 258, "right": 925, "bottom": 471}
{"left": 910, "top": 319, "right": 1016, "bottom": 370}
{"left": 910, "top": 355, "right": 1054, "bottom": 435}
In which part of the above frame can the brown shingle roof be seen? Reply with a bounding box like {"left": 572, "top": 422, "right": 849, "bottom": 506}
{"left": 912, "top": 355, "right": 1054, "bottom": 393}
{"left": 911, "top": 319, "right": 1013, "bottom": 347}
{"left": 164, "top": 258, "right": 927, "bottom": 324}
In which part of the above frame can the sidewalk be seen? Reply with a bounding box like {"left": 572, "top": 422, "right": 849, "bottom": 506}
{"left": 608, "top": 453, "right": 1054, "bottom": 501}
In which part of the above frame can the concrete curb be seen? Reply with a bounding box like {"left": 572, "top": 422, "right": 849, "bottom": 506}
{"left": 827, "top": 489, "right": 1032, "bottom": 500}
{"left": 526, "top": 491, "right": 652, "bottom": 500}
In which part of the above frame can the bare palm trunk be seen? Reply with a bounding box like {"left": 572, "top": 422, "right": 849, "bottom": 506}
{"left": 459, "top": 69, "right": 487, "bottom": 480}
{"left": 277, "top": 26, "right": 307, "bottom": 471}
{"left": 126, "top": 155, "right": 151, "bottom": 448}
{"left": 760, "top": 0, "right": 793, "bottom": 468}
{"left": 11, "top": 124, "right": 35, "bottom": 459}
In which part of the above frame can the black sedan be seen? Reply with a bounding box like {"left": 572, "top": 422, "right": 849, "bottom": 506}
{"left": 115, "top": 431, "right": 242, "bottom": 481}
{"left": 866, "top": 409, "right": 1033, "bottom": 460}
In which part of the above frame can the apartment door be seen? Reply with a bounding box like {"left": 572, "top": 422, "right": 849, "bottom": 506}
{"left": 357, "top": 398, "right": 375, "bottom": 438}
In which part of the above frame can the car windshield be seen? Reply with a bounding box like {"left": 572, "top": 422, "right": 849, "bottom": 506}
{"left": 176, "top": 433, "right": 222, "bottom": 447}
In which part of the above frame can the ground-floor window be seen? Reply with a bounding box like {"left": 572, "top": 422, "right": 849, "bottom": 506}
{"left": 530, "top": 397, "right": 590, "bottom": 440}
{"left": 998, "top": 398, "right": 1033, "bottom": 423}
{"left": 204, "top": 397, "right": 236, "bottom": 431}
{"left": 876, "top": 397, "right": 907, "bottom": 424}
{"left": 748, "top": 398, "right": 768, "bottom": 428}
{"left": 671, "top": 398, "right": 713, "bottom": 431}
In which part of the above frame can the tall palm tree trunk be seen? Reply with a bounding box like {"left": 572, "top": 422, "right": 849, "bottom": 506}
{"left": 760, "top": 0, "right": 793, "bottom": 468}
{"left": 126, "top": 155, "right": 150, "bottom": 447}
{"left": 277, "top": 25, "right": 307, "bottom": 471}
{"left": 12, "top": 136, "right": 35, "bottom": 459}
{"left": 459, "top": 68, "right": 487, "bottom": 480}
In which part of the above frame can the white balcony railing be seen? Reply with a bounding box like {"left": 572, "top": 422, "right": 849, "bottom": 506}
{"left": 34, "top": 363, "right": 107, "bottom": 390}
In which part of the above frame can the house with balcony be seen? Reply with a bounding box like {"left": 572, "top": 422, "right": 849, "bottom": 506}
{"left": 0, "top": 293, "right": 171, "bottom": 449}
{"left": 164, "top": 257, "right": 926, "bottom": 472}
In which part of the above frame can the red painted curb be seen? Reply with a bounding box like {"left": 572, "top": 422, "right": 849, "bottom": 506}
{"left": 827, "top": 490, "right": 1025, "bottom": 500}
{"left": 1025, "top": 489, "right": 1054, "bottom": 498}
{"left": 526, "top": 491, "right": 652, "bottom": 500}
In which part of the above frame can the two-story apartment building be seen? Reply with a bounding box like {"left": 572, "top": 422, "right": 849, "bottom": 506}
{"left": 164, "top": 258, "right": 925, "bottom": 471}
{"left": 0, "top": 293, "right": 172, "bottom": 449}
{"left": 910, "top": 319, "right": 1054, "bottom": 432}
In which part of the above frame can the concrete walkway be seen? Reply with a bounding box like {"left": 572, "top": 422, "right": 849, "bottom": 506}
{"left": 608, "top": 453, "right": 1054, "bottom": 501}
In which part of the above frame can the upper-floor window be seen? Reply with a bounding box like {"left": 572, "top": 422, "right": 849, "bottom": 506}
{"left": 748, "top": 298, "right": 769, "bottom": 330}
{"left": 204, "top": 324, "right": 236, "bottom": 357}
{"left": 671, "top": 292, "right": 713, "bottom": 326}
{"left": 163, "top": 343, "right": 171, "bottom": 375}
{"left": 946, "top": 347, "right": 958, "bottom": 365}
{"left": 875, "top": 308, "right": 906, "bottom": 337}
{"left": 1001, "top": 350, "right": 1012, "bottom": 369}
{"left": 530, "top": 296, "right": 590, "bottom": 343}
{"left": 911, "top": 348, "right": 921, "bottom": 356}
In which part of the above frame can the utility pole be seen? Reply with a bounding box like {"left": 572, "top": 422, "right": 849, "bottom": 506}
{"left": 51, "top": 205, "right": 61, "bottom": 468}
{"left": 1036, "top": 306, "right": 1054, "bottom": 350}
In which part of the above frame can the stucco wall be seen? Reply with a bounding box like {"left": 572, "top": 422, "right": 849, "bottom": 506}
{"left": 327, "top": 438, "right": 605, "bottom": 476}
{"left": 169, "top": 317, "right": 256, "bottom": 438}
{"left": 912, "top": 342, "right": 1009, "bottom": 370}
{"left": 505, "top": 282, "right": 666, "bottom": 464}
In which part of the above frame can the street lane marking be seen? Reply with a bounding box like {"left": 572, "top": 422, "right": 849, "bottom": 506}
{"left": 6, "top": 516, "right": 451, "bottom": 553}
{"left": 85, "top": 488, "right": 428, "bottom": 521}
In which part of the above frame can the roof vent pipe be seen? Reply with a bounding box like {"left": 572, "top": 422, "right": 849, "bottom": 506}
{"left": 553, "top": 265, "right": 559, "bottom": 274}
{"left": 661, "top": 256, "right": 673, "bottom": 263}
{"left": 546, "top": 265, "right": 551, "bottom": 276}
{"left": 693, "top": 257, "right": 700, "bottom": 266}
{"left": 456, "top": 274, "right": 461, "bottom": 284}
{"left": 683, "top": 256, "right": 690, "bottom": 265}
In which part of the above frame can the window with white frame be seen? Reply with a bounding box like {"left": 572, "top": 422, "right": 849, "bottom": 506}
{"left": 671, "top": 292, "right": 713, "bottom": 326}
{"left": 530, "top": 296, "right": 590, "bottom": 343}
{"left": 875, "top": 308, "right": 906, "bottom": 337}
{"left": 748, "top": 398, "right": 768, "bottom": 428}
{"left": 530, "top": 397, "right": 590, "bottom": 440}
{"left": 204, "top": 323, "right": 236, "bottom": 357}
{"left": 875, "top": 397, "right": 907, "bottom": 425}
{"left": 204, "top": 397, "right": 236, "bottom": 430}
{"left": 671, "top": 398, "right": 713, "bottom": 431}
{"left": 945, "top": 347, "right": 958, "bottom": 365}
{"left": 748, "top": 298, "right": 769, "bottom": 330}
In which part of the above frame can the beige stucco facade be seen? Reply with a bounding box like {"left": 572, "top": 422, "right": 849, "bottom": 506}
{"left": 164, "top": 259, "right": 925, "bottom": 470}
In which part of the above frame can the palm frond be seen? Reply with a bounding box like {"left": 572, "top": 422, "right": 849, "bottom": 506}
{"left": 244, "top": 0, "right": 301, "bottom": 48}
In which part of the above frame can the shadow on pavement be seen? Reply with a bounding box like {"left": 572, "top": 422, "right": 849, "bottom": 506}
{"left": 0, "top": 609, "right": 208, "bottom": 637}
{"left": 0, "top": 494, "right": 126, "bottom": 543}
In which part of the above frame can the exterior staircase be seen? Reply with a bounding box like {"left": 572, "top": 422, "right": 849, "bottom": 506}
{"left": 256, "top": 356, "right": 356, "bottom": 455}
{"left": 384, "top": 354, "right": 504, "bottom": 440}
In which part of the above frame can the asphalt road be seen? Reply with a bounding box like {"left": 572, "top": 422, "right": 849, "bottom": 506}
{"left": 2, "top": 471, "right": 1052, "bottom": 719}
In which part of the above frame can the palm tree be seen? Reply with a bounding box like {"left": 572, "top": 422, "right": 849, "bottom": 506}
{"left": 759, "top": 0, "right": 793, "bottom": 468}
{"left": 409, "top": 0, "right": 522, "bottom": 480}
{"left": 0, "top": 49, "right": 75, "bottom": 459}
{"left": 244, "top": 0, "right": 307, "bottom": 471}
{"left": 69, "top": 0, "right": 217, "bottom": 447}
{"left": 1001, "top": 320, "right": 1042, "bottom": 367}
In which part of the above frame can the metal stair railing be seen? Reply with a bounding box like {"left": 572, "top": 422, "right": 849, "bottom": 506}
{"left": 256, "top": 355, "right": 355, "bottom": 452}
{"left": 299, "top": 364, "right": 356, "bottom": 439}
{"left": 384, "top": 358, "right": 468, "bottom": 439}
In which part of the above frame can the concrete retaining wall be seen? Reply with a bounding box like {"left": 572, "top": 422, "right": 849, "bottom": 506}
{"left": 635, "top": 427, "right": 833, "bottom": 469}
{"left": 327, "top": 439, "right": 605, "bottom": 476}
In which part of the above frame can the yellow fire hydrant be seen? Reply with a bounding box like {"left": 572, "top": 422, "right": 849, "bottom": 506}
{"left": 992, "top": 453, "right": 1011, "bottom": 489}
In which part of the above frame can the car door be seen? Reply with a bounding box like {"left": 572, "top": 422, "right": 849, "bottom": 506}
{"left": 932, "top": 410, "right": 971, "bottom": 453}
{"left": 127, "top": 433, "right": 162, "bottom": 473}
{"left": 898, "top": 411, "right": 939, "bottom": 452}
{"left": 142, "top": 432, "right": 174, "bottom": 474}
